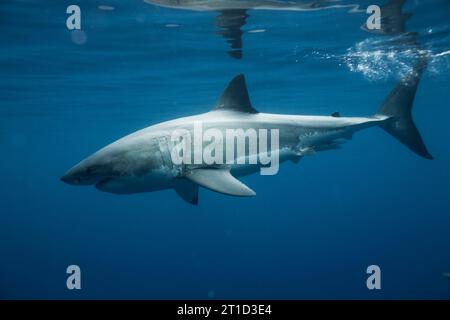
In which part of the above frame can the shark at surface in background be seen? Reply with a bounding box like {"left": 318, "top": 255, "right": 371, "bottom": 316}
{"left": 145, "top": 0, "right": 358, "bottom": 58}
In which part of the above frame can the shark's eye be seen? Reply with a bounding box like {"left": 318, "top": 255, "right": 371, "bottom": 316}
{"left": 86, "top": 167, "right": 94, "bottom": 175}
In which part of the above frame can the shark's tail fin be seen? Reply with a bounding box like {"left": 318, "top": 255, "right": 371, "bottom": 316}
{"left": 376, "top": 57, "right": 433, "bottom": 159}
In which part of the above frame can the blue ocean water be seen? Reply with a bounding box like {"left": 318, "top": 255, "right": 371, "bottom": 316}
{"left": 1, "top": 0, "right": 450, "bottom": 299}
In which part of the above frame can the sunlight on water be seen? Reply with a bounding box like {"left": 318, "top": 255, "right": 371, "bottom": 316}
{"left": 308, "top": 34, "right": 450, "bottom": 82}
{"left": 342, "top": 37, "right": 428, "bottom": 81}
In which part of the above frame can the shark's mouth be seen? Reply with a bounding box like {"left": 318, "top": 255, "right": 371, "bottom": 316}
{"left": 95, "top": 177, "right": 133, "bottom": 194}
{"left": 95, "top": 177, "right": 113, "bottom": 190}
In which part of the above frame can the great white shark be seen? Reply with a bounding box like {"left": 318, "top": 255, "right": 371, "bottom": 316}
{"left": 145, "top": 0, "right": 358, "bottom": 58}
{"left": 61, "top": 60, "right": 432, "bottom": 205}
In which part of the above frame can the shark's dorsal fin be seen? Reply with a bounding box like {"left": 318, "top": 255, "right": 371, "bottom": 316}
{"left": 331, "top": 111, "right": 341, "bottom": 117}
{"left": 186, "top": 168, "right": 256, "bottom": 197}
{"left": 213, "top": 74, "right": 258, "bottom": 113}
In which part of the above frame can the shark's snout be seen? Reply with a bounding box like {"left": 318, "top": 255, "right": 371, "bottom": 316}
{"left": 61, "top": 161, "right": 102, "bottom": 186}
{"left": 60, "top": 173, "right": 74, "bottom": 184}
{"left": 61, "top": 165, "right": 90, "bottom": 185}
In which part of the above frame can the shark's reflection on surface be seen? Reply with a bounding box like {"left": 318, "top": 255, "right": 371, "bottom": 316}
{"left": 361, "top": 0, "right": 412, "bottom": 36}
{"left": 361, "top": 0, "right": 420, "bottom": 48}
{"left": 215, "top": 9, "right": 248, "bottom": 59}
{"left": 145, "top": 0, "right": 359, "bottom": 59}
{"left": 339, "top": 0, "right": 431, "bottom": 82}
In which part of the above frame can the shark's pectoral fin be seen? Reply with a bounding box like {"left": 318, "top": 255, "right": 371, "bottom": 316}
{"left": 174, "top": 178, "right": 199, "bottom": 205}
{"left": 186, "top": 168, "right": 255, "bottom": 197}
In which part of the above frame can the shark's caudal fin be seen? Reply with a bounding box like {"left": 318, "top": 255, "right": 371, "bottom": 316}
{"left": 376, "top": 58, "right": 433, "bottom": 159}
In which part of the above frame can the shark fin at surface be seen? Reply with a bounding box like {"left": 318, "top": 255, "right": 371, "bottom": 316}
{"left": 213, "top": 74, "right": 259, "bottom": 113}
{"left": 186, "top": 168, "right": 256, "bottom": 197}
{"left": 174, "top": 178, "right": 199, "bottom": 205}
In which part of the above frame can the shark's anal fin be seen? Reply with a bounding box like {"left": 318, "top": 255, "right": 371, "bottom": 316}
{"left": 174, "top": 178, "right": 199, "bottom": 205}
{"left": 213, "top": 74, "right": 258, "bottom": 113}
{"left": 186, "top": 168, "right": 256, "bottom": 197}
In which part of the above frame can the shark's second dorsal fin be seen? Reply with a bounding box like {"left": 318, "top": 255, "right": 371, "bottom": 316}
{"left": 331, "top": 111, "right": 341, "bottom": 117}
{"left": 213, "top": 74, "right": 258, "bottom": 113}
